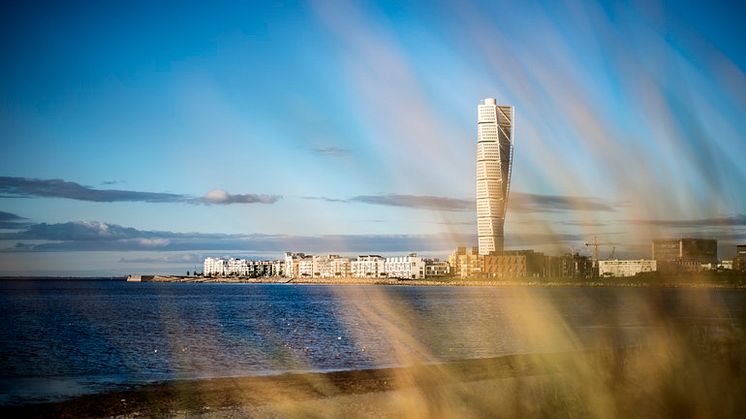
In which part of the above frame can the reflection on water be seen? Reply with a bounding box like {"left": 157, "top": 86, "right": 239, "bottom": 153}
{"left": 0, "top": 280, "right": 744, "bottom": 405}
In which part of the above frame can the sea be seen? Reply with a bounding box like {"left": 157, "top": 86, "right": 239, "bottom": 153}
{"left": 0, "top": 280, "right": 744, "bottom": 405}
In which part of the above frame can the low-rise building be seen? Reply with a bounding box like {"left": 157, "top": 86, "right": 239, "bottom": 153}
{"left": 598, "top": 259, "right": 657, "bottom": 277}
{"left": 204, "top": 257, "right": 228, "bottom": 276}
{"left": 351, "top": 255, "right": 386, "bottom": 278}
{"left": 652, "top": 238, "right": 718, "bottom": 272}
{"left": 448, "top": 247, "right": 483, "bottom": 278}
{"left": 203, "top": 257, "right": 282, "bottom": 277}
{"left": 385, "top": 253, "right": 425, "bottom": 279}
{"left": 312, "top": 255, "right": 351, "bottom": 278}
{"left": 734, "top": 245, "right": 746, "bottom": 272}
{"left": 250, "top": 260, "right": 283, "bottom": 277}
{"left": 298, "top": 257, "right": 314, "bottom": 277}
{"left": 717, "top": 260, "right": 733, "bottom": 270}
{"left": 543, "top": 253, "right": 593, "bottom": 279}
{"left": 424, "top": 259, "right": 450, "bottom": 278}
{"left": 227, "top": 258, "right": 250, "bottom": 276}
{"left": 483, "top": 250, "right": 545, "bottom": 278}
{"left": 272, "top": 260, "right": 285, "bottom": 277}
{"left": 285, "top": 252, "right": 312, "bottom": 278}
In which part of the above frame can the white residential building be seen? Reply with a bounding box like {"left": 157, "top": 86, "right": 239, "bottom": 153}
{"left": 298, "top": 257, "right": 314, "bottom": 277}
{"left": 385, "top": 254, "right": 426, "bottom": 279}
{"left": 284, "top": 252, "right": 311, "bottom": 278}
{"left": 204, "top": 257, "right": 228, "bottom": 276}
{"left": 283, "top": 252, "right": 433, "bottom": 279}
{"left": 227, "top": 258, "right": 250, "bottom": 276}
{"left": 312, "top": 255, "right": 351, "bottom": 278}
{"left": 203, "top": 257, "right": 283, "bottom": 277}
{"left": 719, "top": 260, "right": 733, "bottom": 270}
{"left": 598, "top": 259, "right": 657, "bottom": 277}
{"left": 351, "top": 255, "right": 386, "bottom": 278}
{"left": 448, "top": 247, "right": 483, "bottom": 278}
{"left": 271, "top": 260, "right": 285, "bottom": 277}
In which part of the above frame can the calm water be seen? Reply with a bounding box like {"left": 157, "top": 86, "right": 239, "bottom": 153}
{"left": 0, "top": 280, "right": 744, "bottom": 405}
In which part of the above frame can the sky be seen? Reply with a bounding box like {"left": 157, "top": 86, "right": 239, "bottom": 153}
{"left": 0, "top": 0, "right": 744, "bottom": 275}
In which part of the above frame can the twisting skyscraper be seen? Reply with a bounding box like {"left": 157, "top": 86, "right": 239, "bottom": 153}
{"left": 476, "top": 98, "right": 514, "bottom": 255}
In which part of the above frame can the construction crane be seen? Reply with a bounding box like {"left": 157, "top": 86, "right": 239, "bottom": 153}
{"left": 584, "top": 236, "right": 615, "bottom": 263}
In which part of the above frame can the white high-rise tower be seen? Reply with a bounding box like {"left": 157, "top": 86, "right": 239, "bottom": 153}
{"left": 476, "top": 98, "right": 514, "bottom": 255}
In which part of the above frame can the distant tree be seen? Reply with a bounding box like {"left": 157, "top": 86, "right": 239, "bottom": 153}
{"left": 187, "top": 271, "right": 190, "bottom": 276}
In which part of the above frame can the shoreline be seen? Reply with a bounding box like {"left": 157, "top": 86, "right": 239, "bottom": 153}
{"left": 1, "top": 275, "right": 744, "bottom": 289}
{"left": 0, "top": 351, "right": 584, "bottom": 417}
{"left": 127, "top": 275, "right": 746, "bottom": 289}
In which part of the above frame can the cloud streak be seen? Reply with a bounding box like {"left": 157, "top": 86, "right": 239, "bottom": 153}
{"left": 0, "top": 177, "right": 280, "bottom": 205}
{"left": 0, "top": 219, "right": 590, "bottom": 254}
{"left": 303, "top": 194, "right": 472, "bottom": 211}
{"left": 630, "top": 214, "right": 746, "bottom": 228}
{"left": 510, "top": 192, "right": 617, "bottom": 213}
{"left": 119, "top": 254, "right": 203, "bottom": 264}
{"left": 350, "top": 194, "right": 473, "bottom": 211}
{"left": 0, "top": 211, "right": 32, "bottom": 229}
{"left": 311, "top": 146, "right": 351, "bottom": 156}
{"left": 0, "top": 220, "right": 463, "bottom": 252}
{"left": 305, "top": 191, "right": 617, "bottom": 213}
{"left": 201, "top": 189, "right": 280, "bottom": 205}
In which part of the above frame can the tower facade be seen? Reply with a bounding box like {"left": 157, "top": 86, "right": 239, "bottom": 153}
{"left": 476, "top": 98, "right": 514, "bottom": 255}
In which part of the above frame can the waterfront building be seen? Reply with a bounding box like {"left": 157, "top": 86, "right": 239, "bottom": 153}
{"left": 652, "top": 238, "right": 718, "bottom": 272}
{"left": 203, "top": 257, "right": 282, "bottom": 277}
{"left": 298, "top": 257, "right": 314, "bottom": 277}
{"left": 542, "top": 255, "right": 562, "bottom": 278}
{"left": 483, "top": 250, "right": 545, "bottom": 278}
{"left": 351, "top": 255, "right": 386, "bottom": 278}
{"left": 546, "top": 253, "right": 593, "bottom": 279}
{"left": 448, "top": 246, "right": 483, "bottom": 278}
{"left": 312, "top": 255, "right": 351, "bottom": 278}
{"left": 385, "top": 253, "right": 425, "bottom": 279}
{"left": 284, "top": 252, "right": 311, "bottom": 278}
{"left": 564, "top": 253, "right": 593, "bottom": 278}
{"left": 250, "top": 260, "right": 281, "bottom": 277}
{"left": 598, "top": 259, "right": 657, "bottom": 277}
{"left": 734, "top": 244, "right": 746, "bottom": 272}
{"left": 477, "top": 98, "right": 515, "bottom": 255}
{"left": 424, "top": 259, "right": 450, "bottom": 278}
{"left": 203, "top": 257, "right": 228, "bottom": 276}
{"left": 227, "top": 258, "right": 250, "bottom": 276}
{"left": 271, "top": 260, "right": 285, "bottom": 277}
{"left": 718, "top": 260, "right": 733, "bottom": 270}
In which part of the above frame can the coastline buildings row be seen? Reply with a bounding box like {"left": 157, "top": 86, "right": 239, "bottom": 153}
{"left": 449, "top": 247, "right": 598, "bottom": 279}
{"left": 202, "top": 239, "right": 744, "bottom": 279}
{"left": 283, "top": 253, "right": 433, "bottom": 279}
{"left": 450, "top": 246, "right": 657, "bottom": 279}
{"left": 450, "top": 238, "right": 732, "bottom": 278}
{"left": 203, "top": 253, "right": 446, "bottom": 280}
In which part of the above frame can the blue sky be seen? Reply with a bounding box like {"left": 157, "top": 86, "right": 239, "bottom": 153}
{"left": 1, "top": 0, "right": 744, "bottom": 275}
